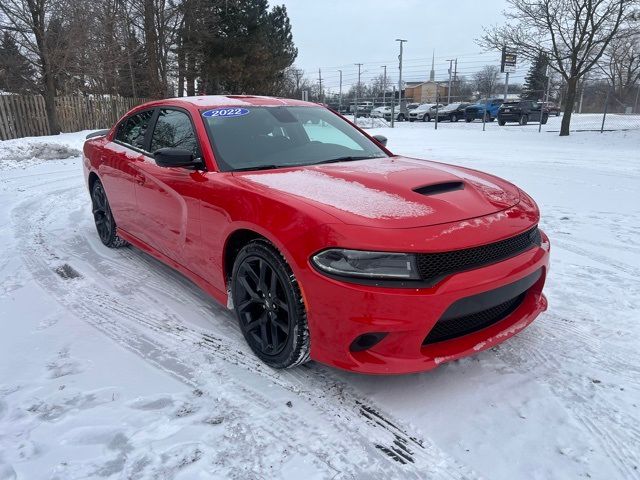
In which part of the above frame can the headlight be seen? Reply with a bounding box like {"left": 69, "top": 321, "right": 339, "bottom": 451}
{"left": 312, "top": 249, "right": 421, "bottom": 280}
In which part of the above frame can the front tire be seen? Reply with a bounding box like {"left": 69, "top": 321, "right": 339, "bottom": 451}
{"left": 519, "top": 115, "right": 529, "bottom": 125}
{"left": 91, "top": 180, "right": 128, "bottom": 248}
{"left": 231, "top": 240, "right": 310, "bottom": 369}
{"left": 423, "top": 114, "right": 430, "bottom": 122}
{"left": 498, "top": 119, "right": 506, "bottom": 126}
{"left": 451, "top": 114, "right": 458, "bottom": 122}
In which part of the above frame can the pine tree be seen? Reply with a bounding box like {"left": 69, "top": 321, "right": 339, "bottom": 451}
{"left": 192, "top": 0, "right": 297, "bottom": 95}
{"left": 521, "top": 52, "right": 549, "bottom": 100}
{"left": 0, "top": 31, "right": 35, "bottom": 93}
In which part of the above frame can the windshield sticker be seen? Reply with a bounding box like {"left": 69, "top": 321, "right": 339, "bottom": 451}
{"left": 202, "top": 108, "right": 250, "bottom": 118}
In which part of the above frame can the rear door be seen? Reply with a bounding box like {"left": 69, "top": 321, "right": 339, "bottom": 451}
{"left": 101, "top": 110, "right": 154, "bottom": 235}
{"left": 132, "top": 107, "right": 204, "bottom": 268}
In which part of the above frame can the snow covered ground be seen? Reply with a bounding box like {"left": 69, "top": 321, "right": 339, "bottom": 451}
{"left": 0, "top": 121, "right": 638, "bottom": 479}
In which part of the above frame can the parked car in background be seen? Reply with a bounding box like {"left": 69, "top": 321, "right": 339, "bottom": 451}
{"left": 408, "top": 103, "right": 443, "bottom": 122}
{"left": 370, "top": 106, "right": 386, "bottom": 118}
{"left": 383, "top": 105, "right": 406, "bottom": 122}
{"left": 498, "top": 100, "right": 549, "bottom": 125}
{"left": 464, "top": 99, "right": 503, "bottom": 122}
{"left": 406, "top": 102, "right": 420, "bottom": 112}
{"left": 349, "top": 101, "right": 374, "bottom": 117}
{"left": 435, "top": 103, "right": 470, "bottom": 122}
{"left": 370, "top": 105, "right": 406, "bottom": 122}
{"left": 543, "top": 101, "right": 561, "bottom": 116}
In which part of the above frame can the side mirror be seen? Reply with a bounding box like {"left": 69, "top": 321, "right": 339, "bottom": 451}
{"left": 153, "top": 148, "right": 200, "bottom": 169}
{"left": 372, "top": 134, "right": 388, "bottom": 147}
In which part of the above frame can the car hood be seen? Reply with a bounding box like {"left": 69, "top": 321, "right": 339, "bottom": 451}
{"left": 235, "top": 156, "right": 520, "bottom": 228}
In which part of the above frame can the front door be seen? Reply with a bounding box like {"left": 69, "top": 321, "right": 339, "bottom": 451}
{"left": 132, "top": 108, "right": 204, "bottom": 269}
{"left": 101, "top": 110, "right": 154, "bottom": 235}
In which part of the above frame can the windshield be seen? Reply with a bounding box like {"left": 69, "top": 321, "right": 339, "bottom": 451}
{"left": 202, "top": 106, "right": 388, "bottom": 172}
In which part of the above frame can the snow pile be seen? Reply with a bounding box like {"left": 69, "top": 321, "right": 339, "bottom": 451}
{"left": 0, "top": 131, "right": 92, "bottom": 170}
{"left": 244, "top": 170, "right": 433, "bottom": 218}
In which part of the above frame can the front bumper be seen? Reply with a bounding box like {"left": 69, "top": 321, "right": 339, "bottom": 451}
{"left": 299, "top": 229, "right": 550, "bottom": 374}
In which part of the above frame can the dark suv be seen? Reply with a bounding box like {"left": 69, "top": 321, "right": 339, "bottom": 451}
{"left": 498, "top": 100, "right": 549, "bottom": 125}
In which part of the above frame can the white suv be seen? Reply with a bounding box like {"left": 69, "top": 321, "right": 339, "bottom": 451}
{"left": 408, "top": 103, "right": 443, "bottom": 122}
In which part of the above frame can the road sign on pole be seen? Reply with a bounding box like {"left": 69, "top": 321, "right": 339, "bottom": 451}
{"left": 501, "top": 46, "right": 517, "bottom": 73}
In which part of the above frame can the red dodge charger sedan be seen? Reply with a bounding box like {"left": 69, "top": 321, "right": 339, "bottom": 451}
{"left": 83, "top": 95, "right": 550, "bottom": 374}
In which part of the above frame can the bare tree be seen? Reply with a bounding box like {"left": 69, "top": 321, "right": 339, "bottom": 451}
{"left": 0, "top": 0, "right": 66, "bottom": 133}
{"left": 598, "top": 25, "right": 640, "bottom": 108}
{"left": 480, "top": 0, "right": 636, "bottom": 135}
{"left": 474, "top": 65, "right": 500, "bottom": 97}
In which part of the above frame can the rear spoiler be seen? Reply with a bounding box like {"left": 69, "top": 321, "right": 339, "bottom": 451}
{"left": 85, "top": 129, "right": 110, "bottom": 140}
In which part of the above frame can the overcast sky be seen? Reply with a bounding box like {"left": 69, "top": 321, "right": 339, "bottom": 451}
{"left": 279, "top": 0, "right": 518, "bottom": 92}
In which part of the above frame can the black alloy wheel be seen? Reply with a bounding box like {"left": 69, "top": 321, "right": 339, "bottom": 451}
{"left": 91, "top": 180, "right": 128, "bottom": 248}
{"left": 232, "top": 240, "right": 310, "bottom": 368}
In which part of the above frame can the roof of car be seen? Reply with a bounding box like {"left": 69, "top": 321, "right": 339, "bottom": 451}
{"left": 143, "top": 95, "right": 319, "bottom": 109}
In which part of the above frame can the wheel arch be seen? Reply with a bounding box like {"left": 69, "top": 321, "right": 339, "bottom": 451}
{"left": 87, "top": 171, "right": 100, "bottom": 192}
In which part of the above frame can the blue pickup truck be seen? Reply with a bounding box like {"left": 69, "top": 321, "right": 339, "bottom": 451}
{"left": 464, "top": 98, "right": 504, "bottom": 122}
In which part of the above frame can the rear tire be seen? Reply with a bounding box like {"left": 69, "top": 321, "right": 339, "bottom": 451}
{"left": 91, "top": 180, "right": 128, "bottom": 248}
{"left": 465, "top": 117, "right": 472, "bottom": 123}
{"left": 231, "top": 240, "right": 310, "bottom": 369}
{"left": 541, "top": 114, "right": 548, "bottom": 125}
{"left": 398, "top": 113, "right": 405, "bottom": 121}
{"left": 519, "top": 115, "right": 529, "bottom": 125}
{"left": 451, "top": 114, "right": 458, "bottom": 122}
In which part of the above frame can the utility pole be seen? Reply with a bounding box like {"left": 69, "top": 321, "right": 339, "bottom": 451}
{"left": 453, "top": 59, "right": 458, "bottom": 100}
{"left": 396, "top": 39, "right": 407, "bottom": 112}
{"left": 338, "top": 70, "right": 343, "bottom": 113}
{"left": 355, "top": 63, "right": 363, "bottom": 124}
{"left": 381, "top": 65, "right": 387, "bottom": 106}
{"left": 318, "top": 68, "right": 323, "bottom": 103}
{"left": 446, "top": 59, "right": 454, "bottom": 104}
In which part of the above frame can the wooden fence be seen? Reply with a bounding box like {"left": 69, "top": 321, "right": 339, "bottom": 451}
{"left": 0, "top": 95, "right": 151, "bottom": 141}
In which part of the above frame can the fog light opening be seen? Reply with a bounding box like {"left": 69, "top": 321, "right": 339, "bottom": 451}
{"left": 349, "top": 332, "right": 388, "bottom": 352}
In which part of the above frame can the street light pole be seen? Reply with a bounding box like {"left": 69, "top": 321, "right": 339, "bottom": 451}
{"left": 355, "top": 63, "right": 363, "bottom": 124}
{"left": 396, "top": 39, "right": 407, "bottom": 112}
{"left": 338, "top": 69, "right": 343, "bottom": 113}
{"left": 446, "top": 59, "right": 453, "bottom": 103}
{"left": 381, "top": 65, "right": 387, "bottom": 106}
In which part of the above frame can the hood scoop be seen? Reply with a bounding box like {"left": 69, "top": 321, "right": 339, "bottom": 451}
{"left": 414, "top": 181, "right": 465, "bottom": 196}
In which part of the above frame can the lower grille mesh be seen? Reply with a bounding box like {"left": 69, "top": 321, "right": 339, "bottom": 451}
{"left": 423, "top": 293, "right": 525, "bottom": 345}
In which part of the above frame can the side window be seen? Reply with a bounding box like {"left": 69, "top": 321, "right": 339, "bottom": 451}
{"left": 150, "top": 109, "right": 199, "bottom": 157}
{"left": 116, "top": 110, "right": 154, "bottom": 150}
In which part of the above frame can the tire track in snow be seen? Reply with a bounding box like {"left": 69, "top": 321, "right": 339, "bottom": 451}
{"left": 11, "top": 183, "right": 480, "bottom": 479}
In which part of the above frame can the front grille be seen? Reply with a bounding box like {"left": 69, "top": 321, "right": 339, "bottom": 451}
{"left": 416, "top": 226, "right": 541, "bottom": 284}
{"left": 423, "top": 293, "right": 525, "bottom": 344}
